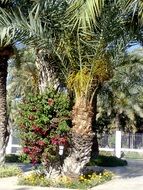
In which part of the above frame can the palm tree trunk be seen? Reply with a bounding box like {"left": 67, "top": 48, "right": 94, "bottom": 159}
{"left": 35, "top": 49, "right": 60, "bottom": 93}
{"left": 0, "top": 59, "right": 9, "bottom": 165}
{"left": 63, "top": 98, "right": 94, "bottom": 177}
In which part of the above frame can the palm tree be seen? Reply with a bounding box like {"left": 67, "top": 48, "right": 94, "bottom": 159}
{"left": 0, "top": 0, "right": 132, "bottom": 174}
{"left": 0, "top": 45, "right": 14, "bottom": 165}
{"left": 0, "top": 0, "right": 32, "bottom": 165}
{"left": 96, "top": 46, "right": 143, "bottom": 135}
{"left": 60, "top": 2, "right": 129, "bottom": 175}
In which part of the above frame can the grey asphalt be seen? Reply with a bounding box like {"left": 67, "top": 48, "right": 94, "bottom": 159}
{"left": 1, "top": 159, "right": 143, "bottom": 190}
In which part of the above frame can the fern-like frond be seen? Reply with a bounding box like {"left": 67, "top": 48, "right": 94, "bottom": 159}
{"left": 126, "top": 0, "right": 143, "bottom": 23}
{"left": 67, "top": 0, "right": 104, "bottom": 31}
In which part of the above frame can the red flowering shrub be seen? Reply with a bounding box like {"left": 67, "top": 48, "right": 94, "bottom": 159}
{"left": 16, "top": 89, "right": 71, "bottom": 165}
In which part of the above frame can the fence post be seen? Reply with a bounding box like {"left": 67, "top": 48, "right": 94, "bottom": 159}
{"left": 115, "top": 130, "right": 121, "bottom": 158}
{"left": 6, "top": 131, "right": 12, "bottom": 154}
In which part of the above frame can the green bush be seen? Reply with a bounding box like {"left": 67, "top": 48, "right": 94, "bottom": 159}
{"left": 88, "top": 155, "right": 127, "bottom": 167}
{"left": 18, "top": 170, "right": 113, "bottom": 189}
{"left": 5, "top": 154, "right": 21, "bottom": 163}
{"left": 0, "top": 165, "right": 22, "bottom": 178}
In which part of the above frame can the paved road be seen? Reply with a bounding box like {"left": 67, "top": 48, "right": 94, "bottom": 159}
{"left": 1, "top": 159, "right": 143, "bottom": 190}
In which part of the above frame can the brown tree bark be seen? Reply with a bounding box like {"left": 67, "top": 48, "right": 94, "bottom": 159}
{"left": 63, "top": 98, "right": 94, "bottom": 176}
{"left": 35, "top": 49, "right": 60, "bottom": 93}
{"left": 0, "top": 57, "right": 9, "bottom": 165}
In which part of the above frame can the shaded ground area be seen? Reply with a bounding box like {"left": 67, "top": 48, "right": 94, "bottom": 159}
{"left": 103, "top": 159, "right": 143, "bottom": 178}
{"left": 91, "top": 176, "right": 143, "bottom": 190}
{"left": 91, "top": 159, "right": 143, "bottom": 190}
{"left": 2, "top": 159, "right": 143, "bottom": 190}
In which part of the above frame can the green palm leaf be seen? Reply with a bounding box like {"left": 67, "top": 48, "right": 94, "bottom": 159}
{"left": 126, "top": 0, "right": 143, "bottom": 23}
{"left": 67, "top": 0, "right": 104, "bottom": 31}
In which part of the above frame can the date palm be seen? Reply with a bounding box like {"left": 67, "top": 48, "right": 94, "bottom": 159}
{"left": 0, "top": 0, "right": 31, "bottom": 165}
{"left": 0, "top": 0, "right": 131, "bottom": 174}
{"left": 0, "top": 45, "right": 14, "bottom": 165}
{"left": 60, "top": 3, "right": 130, "bottom": 175}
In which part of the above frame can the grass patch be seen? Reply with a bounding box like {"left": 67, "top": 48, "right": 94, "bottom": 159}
{"left": 18, "top": 170, "right": 113, "bottom": 189}
{"left": 0, "top": 165, "right": 22, "bottom": 178}
{"left": 124, "top": 151, "right": 143, "bottom": 159}
{"left": 88, "top": 155, "right": 127, "bottom": 167}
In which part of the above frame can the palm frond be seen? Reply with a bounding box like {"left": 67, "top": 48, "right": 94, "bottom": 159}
{"left": 67, "top": 0, "right": 104, "bottom": 31}
{"left": 126, "top": 0, "right": 143, "bottom": 23}
{"left": 0, "top": 6, "right": 48, "bottom": 48}
{"left": 0, "top": 0, "right": 10, "bottom": 3}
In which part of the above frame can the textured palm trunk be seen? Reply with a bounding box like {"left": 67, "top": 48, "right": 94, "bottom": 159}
{"left": 35, "top": 49, "right": 60, "bottom": 93}
{"left": 0, "top": 59, "right": 9, "bottom": 165}
{"left": 63, "top": 98, "right": 94, "bottom": 177}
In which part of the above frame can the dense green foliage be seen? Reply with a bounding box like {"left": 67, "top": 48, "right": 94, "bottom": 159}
{"left": 16, "top": 89, "right": 71, "bottom": 165}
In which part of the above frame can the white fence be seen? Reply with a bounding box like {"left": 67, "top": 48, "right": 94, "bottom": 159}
{"left": 98, "top": 131, "right": 143, "bottom": 157}
{"left": 6, "top": 130, "right": 143, "bottom": 157}
{"left": 6, "top": 130, "right": 21, "bottom": 154}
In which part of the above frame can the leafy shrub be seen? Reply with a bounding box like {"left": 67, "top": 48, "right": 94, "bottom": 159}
{"left": 16, "top": 89, "right": 71, "bottom": 165}
{"left": 18, "top": 170, "right": 113, "bottom": 189}
{"left": 0, "top": 165, "right": 22, "bottom": 178}
{"left": 88, "top": 155, "right": 127, "bottom": 167}
{"left": 5, "top": 154, "right": 21, "bottom": 163}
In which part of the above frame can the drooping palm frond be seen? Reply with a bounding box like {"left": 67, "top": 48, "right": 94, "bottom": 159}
{"left": 126, "top": 0, "right": 143, "bottom": 23}
{"left": 0, "top": 6, "right": 47, "bottom": 48}
{"left": 0, "top": 0, "right": 10, "bottom": 3}
{"left": 67, "top": 0, "right": 104, "bottom": 31}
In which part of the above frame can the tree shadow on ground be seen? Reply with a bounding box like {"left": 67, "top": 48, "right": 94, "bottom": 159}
{"left": 101, "top": 159, "right": 143, "bottom": 178}
{"left": 17, "top": 163, "right": 39, "bottom": 172}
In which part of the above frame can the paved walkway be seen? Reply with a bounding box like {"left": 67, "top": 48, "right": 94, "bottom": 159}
{"left": 91, "top": 159, "right": 143, "bottom": 190}
{"left": 1, "top": 159, "right": 143, "bottom": 190}
{"left": 91, "top": 176, "right": 143, "bottom": 190}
